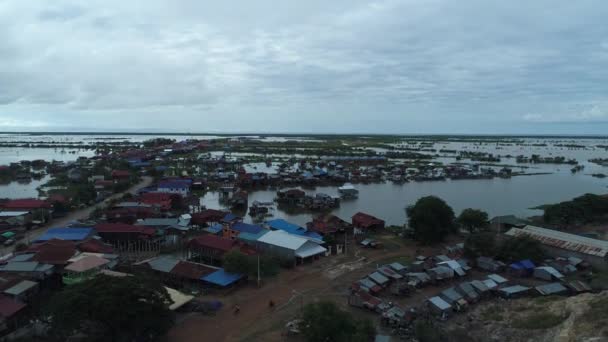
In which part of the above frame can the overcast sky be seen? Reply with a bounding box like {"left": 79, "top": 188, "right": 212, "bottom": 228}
{"left": 1, "top": 1, "right": 608, "bottom": 134}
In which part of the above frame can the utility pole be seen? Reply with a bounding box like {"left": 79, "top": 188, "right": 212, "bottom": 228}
{"left": 344, "top": 230, "right": 347, "bottom": 255}
{"left": 257, "top": 254, "right": 261, "bottom": 288}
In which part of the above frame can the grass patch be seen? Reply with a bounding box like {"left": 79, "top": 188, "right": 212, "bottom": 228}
{"left": 512, "top": 311, "right": 570, "bottom": 330}
{"left": 481, "top": 305, "right": 505, "bottom": 322}
{"left": 578, "top": 296, "right": 608, "bottom": 332}
{"left": 533, "top": 296, "right": 563, "bottom": 305}
{"left": 381, "top": 255, "right": 413, "bottom": 265}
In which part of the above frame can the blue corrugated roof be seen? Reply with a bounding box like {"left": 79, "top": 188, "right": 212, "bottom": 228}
{"left": 266, "top": 219, "right": 322, "bottom": 241}
{"left": 158, "top": 181, "right": 190, "bottom": 189}
{"left": 238, "top": 230, "right": 268, "bottom": 242}
{"left": 201, "top": 269, "right": 243, "bottom": 287}
{"left": 222, "top": 213, "right": 239, "bottom": 222}
{"left": 232, "top": 222, "right": 263, "bottom": 234}
{"left": 34, "top": 227, "right": 93, "bottom": 242}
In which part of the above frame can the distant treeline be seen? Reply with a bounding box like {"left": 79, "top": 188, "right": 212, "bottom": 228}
{"left": 542, "top": 194, "right": 608, "bottom": 225}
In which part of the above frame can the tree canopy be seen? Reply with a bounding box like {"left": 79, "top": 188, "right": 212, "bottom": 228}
{"left": 406, "top": 196, "right": 456, "bottom": 244}
{"left": 223, "top": 250, "right": 279, "bottom": 278}
{"left": 44, "top": 274, "right": 174, "bottom": 342}
{"left": 457, "top": 208, "right": 489, "bottom": 234}
{"left": 301, "top": 301, "right": 376, "bottom": 342}
{"left": 498, "top": 236, "right": 545, "bottom": 263}
{"left": 463, "top": 232, "right": 497, "bottom": 259}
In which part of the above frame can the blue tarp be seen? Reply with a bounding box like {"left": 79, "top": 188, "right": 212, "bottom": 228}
{"left": 158, "top": 181, "right": 190, "bottom": 190}
{"left": 201, "top": 269, "right": 243, "bottom": 287}
{"left": 520, "top": 259, "right": 535, "bottom": 269}
{"left": 34, "top": 227, "right": 93, "bottom": 242}
{"left": 222, "top": 213, "right": 239, "bottom": 222}
{"left": 232, "top": 222, "right": 264, "bottom": 234}
{"left": 204, "top": 224, "right": 223, "bottom": 235}
{"left": 266, "top": 219, "right": 323, "bottom": 241}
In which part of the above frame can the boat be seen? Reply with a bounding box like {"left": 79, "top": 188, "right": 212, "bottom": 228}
{"left": 338, "top": 183, "right": 359, "bottom": 199}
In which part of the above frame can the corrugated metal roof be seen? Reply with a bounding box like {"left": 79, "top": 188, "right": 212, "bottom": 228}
{"left": 10, "top": 254, "right": 35, "bottom": 262}
{"left": 535, "top": 282, "right": 567, "bottom": 295}
{"left": 369, "top": 271, "right": 390, "bottom": 285}
{"left": 499, "top": 285, "right": 530, "bottom": 294}
{"left": 3, "top": 280, "right": 38, "bottom": 296}
{"left": 295, "top": 242, "right": 327, "bottom": 258}
{"left": 0, "top": 261, "right": 40, "bottom": 272}
{"left": 429, "top": 296, "right": 451, "bottom": 310}
{"left": 257, "top": 230, "right": 307, "bottom": 250}
{"left": 201, "top": 269, "right": 243, "bottom": 287}
{"left": 34, "top": 227, "right": 93, "bottom": 242}
{"left": 148, "top": 256, "right": 180, "bottom": 273}
{"left": 505, "top": 225, "right": 608, "bottom": 257}
{"left": 487, "top": 274, "right": 508, "bottom": 283}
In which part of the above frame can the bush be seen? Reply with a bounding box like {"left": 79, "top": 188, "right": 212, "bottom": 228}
{"left": 512, "top": 312, "right": 569, "bottom": 330}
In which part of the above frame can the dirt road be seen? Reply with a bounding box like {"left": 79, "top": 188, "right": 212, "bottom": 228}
{"left": 0, "top": 176, "right": 153, "bottom": 256}
{"left": 167, "top": 239, "right": 423, "bottom": 342}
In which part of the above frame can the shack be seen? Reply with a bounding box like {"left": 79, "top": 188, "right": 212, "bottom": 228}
{"left": 497, "top": 285, "right": 531, "bottom": 299}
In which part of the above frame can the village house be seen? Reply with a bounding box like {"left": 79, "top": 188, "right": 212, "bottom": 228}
{"left": 191, "top": 209, "right": 226, "bottom": 227}
{"left": 222, "top": 222, "right": 265, "bottom": 241}
{"left": 62, "top": 255, "right": 110, "bottom": 285}
{"left": 352, "top": 212, "right": 385, "bottom": 234}
{"left": 111, "top": 170, "right": 131, "bottom": 181}
{"left": 505, "top": 225, "right": 608, "bottom": 270}
{"left": 156, "top": 180, "right": 191, "bottom": 197}
{"left": 0, "top": 211, "right": 32, "bottom": 229}
{"left": 256, "top": 230, "right": 327, "bottom": 265}
{"left": 0, "top": 199, "right": 52, "bottom": 223}
{"left": 265, "top": 219, "right": 324, "bottom": 244}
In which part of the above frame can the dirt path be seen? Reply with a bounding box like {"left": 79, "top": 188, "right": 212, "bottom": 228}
{"left": 167, "top": 242, "right": 420, "bottom": 342}
{"left": 0, "top": 176, "right": 153, "bottom": 255}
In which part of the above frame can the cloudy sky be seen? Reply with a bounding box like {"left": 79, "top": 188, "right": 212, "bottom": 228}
{"left": 1, "top": 1, "right": 608, "bottom": 134}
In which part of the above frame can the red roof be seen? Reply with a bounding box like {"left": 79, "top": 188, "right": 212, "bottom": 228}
{"left": 111, "top": 170, "right": 131, "bottom": 178}
{"left": 191, "top": 209, "right": 226, "bottom": 225}
{"left": 139, "top": 192, "right": 173, "bottom": 210}
{"left": 78, "top": 239, "right": 115, "bottom": 254}
{"left": 169, "top": 260, "right": 216, "bottom": 280}
{"left": 352, "top": 212, "right": 385, "bottom": 229}
{"left": 188, "top": 235, "right": 235, "bottom": 252}
{"left": 95, "top": 223, "right": 154, "bottom": 236}
{"left": 95, "top": 180, "right": 114, "bottom": 187}
{"left": 308, "top": 219, "right": 338, "bottom": 235}
{"left": 0, "top": 295, "right": 26, "bottom": 318}
{"left": 30, "top": 239, "right": 77, "bottom": 265}
{"left": 2, "top": 199, "right": 51, "bottom": 210}
{"left": 47, "top": 194, "right": 68, "bottom": 204}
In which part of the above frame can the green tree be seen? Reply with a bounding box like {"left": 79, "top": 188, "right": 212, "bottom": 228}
{"left": 498, "top": 236, "right": 545, "bottom": 263}
{"left": 457, "top": 208, "right": 489, "bottom": 234}
{"left": 406, "top": 196, "right": 456, "bottom": 244}
{"left": 44, "top": 274, "right": 174, "bottom": 342}
{"left": 223, "top": 251, "right": 279, "bottom": 278}
{"left": 223, "top": 250, "right": 253, "bottom": 275}
{"left": 463, "top": 232, "right": 497, "bottom": 258}
{"left": 301, "top": 301, "right": 376, "bottom": 342}
{"left": 323, "top": 234, "right": 336, "bottom": 246}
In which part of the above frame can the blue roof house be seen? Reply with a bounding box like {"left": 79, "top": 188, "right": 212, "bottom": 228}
{"left": 34, "top": 227, "right": 94, "bottom": 243}
{"left": 266, "top": 219, "right": 323, "bottom": 243}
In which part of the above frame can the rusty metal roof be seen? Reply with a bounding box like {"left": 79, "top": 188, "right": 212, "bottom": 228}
{"left": 505, "top": 225, "right": 608, "bottom": 258}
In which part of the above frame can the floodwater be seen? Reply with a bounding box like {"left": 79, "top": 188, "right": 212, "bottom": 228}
{"left": 1, "top": 134, "right": 607, "bottom": 225}
{"left": 0, "top": 175, "right": 50, "bottom": 199}
{"left": 200, "top": 169, "right": 608, "bottom": 226}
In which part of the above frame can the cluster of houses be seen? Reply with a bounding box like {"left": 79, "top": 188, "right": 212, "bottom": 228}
{"left": 349, "top": 224, "right": 604, "bottom": 333}
{"left": 0, "top": 193, "right": 392, "bottom": 336}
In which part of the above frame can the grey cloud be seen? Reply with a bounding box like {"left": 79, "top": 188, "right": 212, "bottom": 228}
{"left": 0, "top": 0, "right": 607, "bottom": 133}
